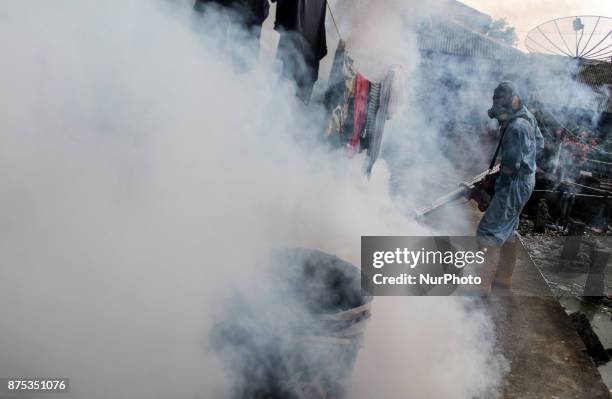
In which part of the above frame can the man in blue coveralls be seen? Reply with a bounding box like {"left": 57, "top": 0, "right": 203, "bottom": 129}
{"left": 475, "top": 81, "right": 544, "bottom": 294}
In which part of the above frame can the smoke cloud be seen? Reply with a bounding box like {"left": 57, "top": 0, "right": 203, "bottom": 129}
{"left": 0, "top": 1, "right": 508, "bottom": 398}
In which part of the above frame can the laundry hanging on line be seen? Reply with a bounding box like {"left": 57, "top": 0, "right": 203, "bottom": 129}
{"left": 324, "top": 41, "right": 405, "bottom": 176}
{"left": 273, "top": 0, "right": 328, "bottom": 103}
{"left": 366, "top": 65, "right": 405, "bottom": 175}
{"left": 346, "top": 73, "right": 370, "bottom": 158}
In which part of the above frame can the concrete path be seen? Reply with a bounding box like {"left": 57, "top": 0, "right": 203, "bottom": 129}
{"left": 490, "top": 243, "right": 610, "bottom": 398}
{"left": 425, "top": 201, "right": 610, "bottom": 398}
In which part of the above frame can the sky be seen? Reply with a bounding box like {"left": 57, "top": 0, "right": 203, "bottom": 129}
{"left": 461, "top": 0, "right": 612, "bottom": 51}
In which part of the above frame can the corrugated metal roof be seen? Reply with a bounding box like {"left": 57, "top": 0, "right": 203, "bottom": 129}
{"left": 576, "top": 61, "right": 612, "bottom": 86}
{"left": 576, "top": 62, "right": 612, "bottom": 113}
{"left": 417, "top": 17, "right": 525, "bottom": 61}
{"left": 440, "top": 0, "right": 492, "bottom": 32}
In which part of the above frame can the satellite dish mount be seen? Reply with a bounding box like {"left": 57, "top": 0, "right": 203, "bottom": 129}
{"left": 526, "top": 16, "right": 612, "bottom": 62}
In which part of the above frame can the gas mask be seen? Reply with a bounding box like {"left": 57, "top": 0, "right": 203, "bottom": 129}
{"left": 488, "top": 82, "right": 519, "bottom": 122}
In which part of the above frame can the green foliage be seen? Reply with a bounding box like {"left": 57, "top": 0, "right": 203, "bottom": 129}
{"left": 484, "top": 18, "right": 518, "bottom": 46}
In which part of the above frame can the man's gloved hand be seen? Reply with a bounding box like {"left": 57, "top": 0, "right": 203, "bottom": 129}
{"left": 470, "top": 188, "right": 492, "bottom": 212}
{"left": 477, "top": 190, "right": 492, "bottom": 212}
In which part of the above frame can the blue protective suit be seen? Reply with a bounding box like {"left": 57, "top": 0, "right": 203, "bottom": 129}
{"left": 477, "top": 106, "right": 544, "bottom": 246}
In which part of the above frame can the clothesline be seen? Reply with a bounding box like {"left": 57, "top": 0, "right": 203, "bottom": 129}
{"left": 325, "top": 0, "right": 342, "bottom": 41}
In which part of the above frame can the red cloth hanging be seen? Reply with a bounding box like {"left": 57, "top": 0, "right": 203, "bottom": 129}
{"left": 346, "top": 73, "right": 369, "bottom": 158}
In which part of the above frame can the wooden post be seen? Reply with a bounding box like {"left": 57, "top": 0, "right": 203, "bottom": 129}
{"left": 606, "top": 196, "right": 612, "bottom": 228}
{"left": 559, "top": 193, "right": 577, "bottom": 229}
{"left": 560, "top": 220, "right": 585, "bottom": 260}
{"left": 533, "top": 199, "right": 549, "bottom": 234}
{"left": 559, "top": 192, "right": 569, "bottom": 226}
{"left": 584, "top": 249, "right": 610, "bottom": 297}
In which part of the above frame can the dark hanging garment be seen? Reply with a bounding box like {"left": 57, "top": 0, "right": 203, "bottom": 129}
{"left": 194, "top": 0, "right": 269, "bottom": 29}
{"left": 194, "top": 0, "right": 269, "bottom": 71}
{"left": 273, "top": 0, "right": 327, "bottom": 103}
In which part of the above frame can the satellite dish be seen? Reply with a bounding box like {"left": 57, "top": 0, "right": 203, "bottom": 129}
{"left": 526, "top": 16, "right": 612, "bottom": 62}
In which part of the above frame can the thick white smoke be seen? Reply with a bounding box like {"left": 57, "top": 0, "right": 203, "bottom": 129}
{"left": 0, "top": 1, "right": 506, "bottom": 398}
{"left": 329, "top": 0, "right": 420, "bottom": 81}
